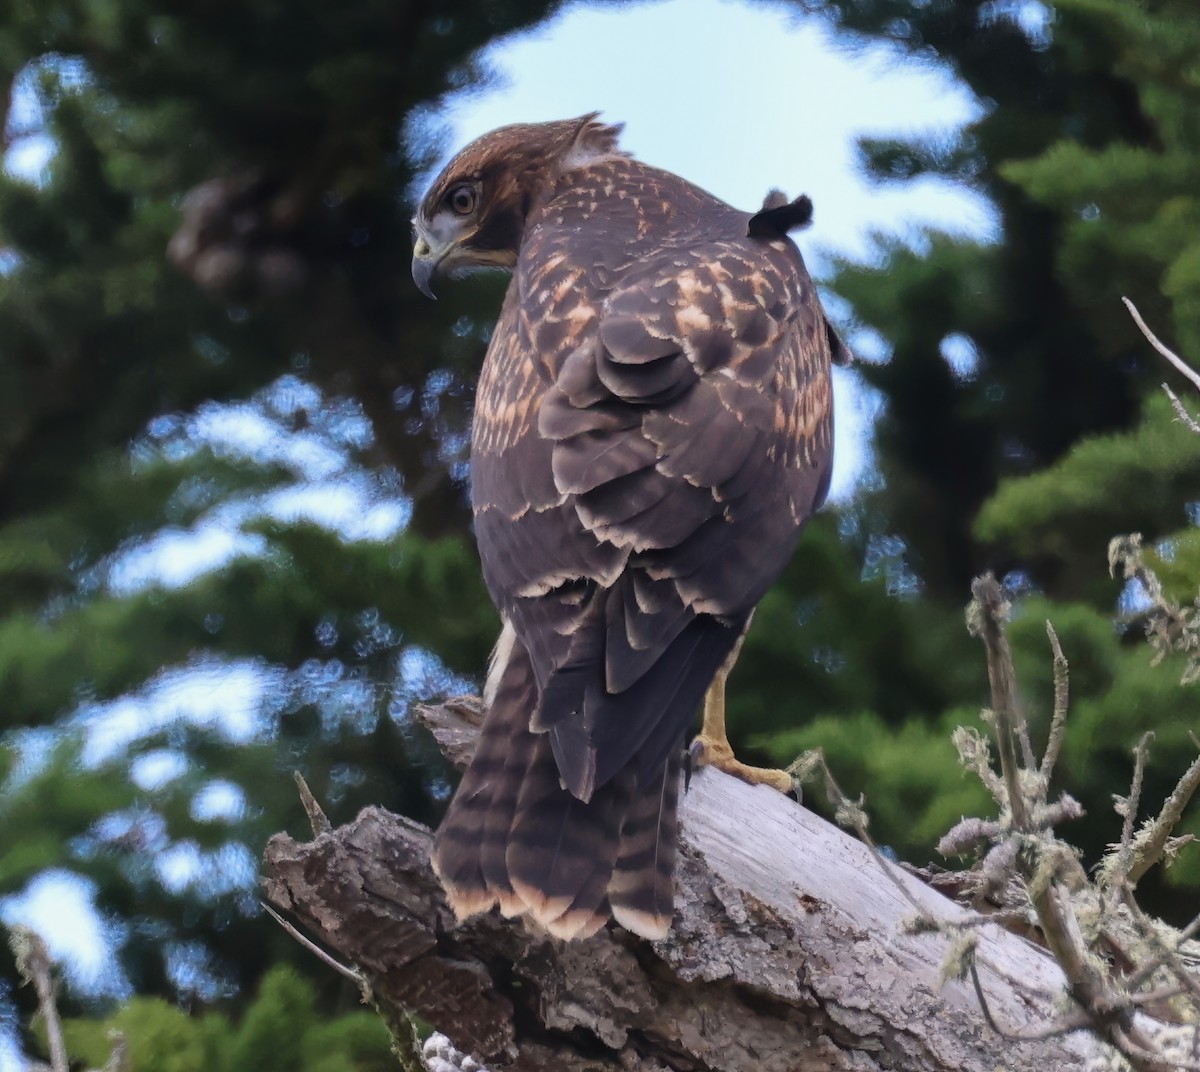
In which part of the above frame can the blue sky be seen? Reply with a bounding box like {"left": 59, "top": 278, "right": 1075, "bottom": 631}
{"left": 434, "top": 0, "right": 995, "bottom": 263}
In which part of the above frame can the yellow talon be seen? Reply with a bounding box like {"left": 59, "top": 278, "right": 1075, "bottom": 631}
{"left": 689, "top": 628, "right": 797, "bottom": 795}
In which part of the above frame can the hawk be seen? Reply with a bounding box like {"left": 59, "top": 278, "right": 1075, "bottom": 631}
{"left": 412, "top": 115, "right": 838, "bottom": 940}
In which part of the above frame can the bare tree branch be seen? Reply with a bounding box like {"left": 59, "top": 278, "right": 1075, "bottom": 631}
{"left": 262, "top": 698, "right": 1108, "bottom": 1071}
{"left": 1123, "top": 297, "right": 1200, "bottom": 393}
{"left": 963, "top": 574, "right": 1200, "bottom": 1071}
{"left": 8, "top": 927, "right": 68, "bottom": 1072}
{"left": 1128, "top": 751, "right": 1200, "bottom": 885}
{"left": 293, "top": 770, "right": 332, "bottom": 837}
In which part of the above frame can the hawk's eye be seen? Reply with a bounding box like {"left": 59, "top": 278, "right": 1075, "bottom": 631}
{"left": 447, "top": 184, "right": 478, "bottom": 216}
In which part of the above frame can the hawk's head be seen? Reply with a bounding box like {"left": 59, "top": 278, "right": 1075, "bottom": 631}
{"left": 411, "top": 113, "right": 625, "bottom": 299}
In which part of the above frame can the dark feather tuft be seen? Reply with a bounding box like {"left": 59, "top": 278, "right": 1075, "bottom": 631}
{"left": 748, "top": 192, "right": 814, "bottom": 236}
{"left": 826, "top": 319, "right": 854, "bottom": 367}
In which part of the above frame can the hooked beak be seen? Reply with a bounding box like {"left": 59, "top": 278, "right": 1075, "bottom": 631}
{"left": 411, "top": 234, "right": 445, "bottom": 300}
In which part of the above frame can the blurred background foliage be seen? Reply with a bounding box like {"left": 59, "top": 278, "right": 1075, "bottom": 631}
{"left": 0, "top": 0, "right": 1198, "bottom": 1065}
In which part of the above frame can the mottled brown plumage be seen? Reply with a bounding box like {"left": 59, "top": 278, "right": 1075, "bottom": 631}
{"left": 412, "top": 115, "right": 835, "bottom": 940}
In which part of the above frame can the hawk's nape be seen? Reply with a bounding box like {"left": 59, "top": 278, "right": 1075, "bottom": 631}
{"left": 412, "top": 115, "right": 835, "bottom": 940}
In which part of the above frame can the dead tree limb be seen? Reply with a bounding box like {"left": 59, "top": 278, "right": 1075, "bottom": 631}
{"left": 261, "top": 697, "right": 1108, "bottom": 1072}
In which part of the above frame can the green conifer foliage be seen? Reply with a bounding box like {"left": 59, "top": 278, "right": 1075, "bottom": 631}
{"left": 0, "top": 0, "right": 553, "bottom": 1044}
{"left": 4, "top": 0, "right": 1200, "bottom": 1055}
{"left": 52, "top": 966, "right": 391, "bottom": 1071}
{"left": 757, "top": 0, "right": 1200, "bottom": 906}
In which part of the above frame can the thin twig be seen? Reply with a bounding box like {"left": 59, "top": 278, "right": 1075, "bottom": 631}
{"left": 932, "top": 908, "right": 1035, "bottom": 932}
{"left": 1112, "top": 1024, "right": 1200, "bottom": 1072}
{"left": 938, "top": 816, "right": 1005, "bottom": 855}
{"left": 1016, "top": 707, "right": 1038, "bottom": 776}
{"left": 1128, "top": 750, "right": 1200, "bottom": 885}
{"left": 294, "top": 770, "right": 332, "bottom": 837}
{"left": 262, "top": 902, "right": 436, "bottom": 1072}
{"left": 1124, "top": 985, "right": 1189, "bottom": 1009}
{"left": 1163, "top": 383, "right": 1200, "bottom": 434}
{"left": 1123, "top": 297, "right": 1200, "bottom": 393}
{"left": 1123, "top": 912, "right": 1200, "bottom": 992}
{"left": 969, "top": 959, "right": 1005, "bottom": 1037}
{"left": 1119, "top": 888, "right": 1200, "bottom": 1011}
{"left": 1041, "top": 622, "right": 1070, "bottom": 786}
{"left": 801, "top": 750, "right": 938, "bottom": 924}
{"left": 1112, "top": 732, "right": 1155, "bottom": 890}
{"left": 260, "top": 901, "right": 365, "bottom": 988}
{"left": 969, "top": 962, "right": 1093, "bottom": 1041}
{"left": 969, "top": 576, "right": 1030, "bottom": 832}
{"left": 951, "top": 726, "right": 1006, "bottom": 798}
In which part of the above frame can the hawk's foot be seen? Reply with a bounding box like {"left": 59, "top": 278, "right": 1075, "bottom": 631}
{"left": 689, "top": 633, "right": 797, "bottom": 795}
{"left": 688, "top": 733, "right": 796, "bottom": 795}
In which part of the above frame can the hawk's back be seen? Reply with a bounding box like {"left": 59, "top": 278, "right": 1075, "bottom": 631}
{"left": 428, "top": 127, "right": 834, "bottom": 940}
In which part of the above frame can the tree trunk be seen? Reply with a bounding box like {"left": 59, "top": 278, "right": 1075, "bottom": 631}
{"left": 261, "top": 698, "right": 1103, "bottom": 1071}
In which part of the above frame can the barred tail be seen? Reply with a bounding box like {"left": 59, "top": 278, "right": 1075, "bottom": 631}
{"left": 431, "top": 629, "right": 537, "bottom": 919}
{"left": 431, "top": 633, "right": 681, "bottom": 941}
{"left": 607, "top": 748, "right": 680, "bottom": 939}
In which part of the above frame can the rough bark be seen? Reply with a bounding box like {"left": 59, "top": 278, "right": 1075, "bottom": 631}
{"left": 261, "top": 698, "right": 1104, "bottom": 1071}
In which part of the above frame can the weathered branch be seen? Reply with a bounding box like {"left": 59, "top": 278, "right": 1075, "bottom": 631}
{"left": 1128, "top": 751, "right": 1200, "bottom": 887}
{"left": 9, "top": 927, "right": 68, "bottom": 1072}
{"left": 294, "top": 770, "right": 332, "bottom": 836}
{"left": 262, "top": 697, "right": 1107, "bottom": 1071}
{"left": 966, "top": 574, "right": 1200, "bottom": 1070}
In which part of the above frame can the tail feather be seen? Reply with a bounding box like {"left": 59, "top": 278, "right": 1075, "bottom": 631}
{"left": 608, "top": 749, "right": 681, "bottom": 940}
{"left": 431, "top": 750, "right": 502, "bottom": 920}
{"left": 478, "top": 640, "right": 539, "bottom": 916}
{"left": 505, "top": 750, "right": 634, "bottom": 931}
{"left": 432, "top": 631, "right": 537, "bottom": 918}
{"left": 540, "top": 748, "right": 681, "bottom": 941}
{"left": 432, "top": 630, "right": 683, "bottom": 940}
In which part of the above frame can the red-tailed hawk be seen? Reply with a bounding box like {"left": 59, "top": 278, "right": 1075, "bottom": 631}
{"left": 412, "top": 115, "right": 837, "bottom": 940}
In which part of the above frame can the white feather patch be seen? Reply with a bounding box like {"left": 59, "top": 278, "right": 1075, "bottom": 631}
{"left": 483, "top": 619, "right": 517, "bottom": 709}
{"left": 559, "top": 115, "right": 627, "bottom": 174}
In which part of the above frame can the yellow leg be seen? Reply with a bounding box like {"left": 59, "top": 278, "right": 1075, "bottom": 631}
{"left": 689, "top": 630, "right": 795, "bottom": 794}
